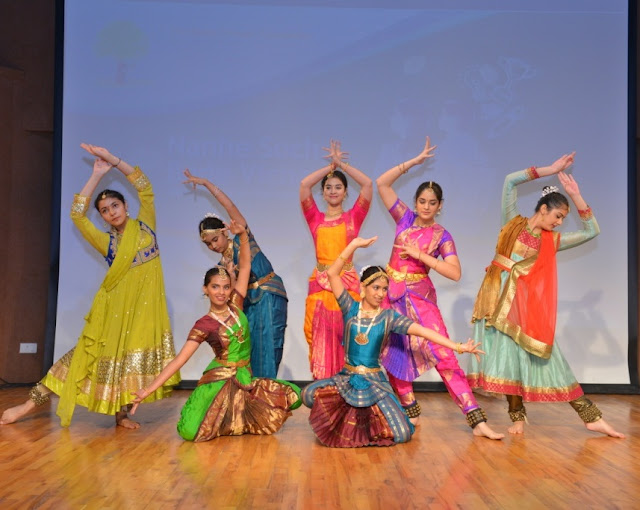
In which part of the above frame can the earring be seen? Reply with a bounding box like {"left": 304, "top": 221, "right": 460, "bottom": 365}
{"left": 103, "top": 221, "right": 108, "bottom": 228}
{"left": 437, "top": 209, "right": 441, "bottom": 216}
{"left": 126, "top": 211, "right": 130, "bottom": 217}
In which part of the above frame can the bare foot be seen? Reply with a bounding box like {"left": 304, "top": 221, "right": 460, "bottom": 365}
{"left": 115, "top": 412, "right": 140, "bottom": 429}
{"left": 508, "top": 420, "right": 525, "bottom": 435}
{"left": 0, "top": 400, "right": 36, "bottom": 425}
{"left": 473, "top": 421, "right": 505, "bottom": 440}
{"left": 409, "top": 416, "right": 420, "bottom": 426}
{"left": 585, "top": 419, "right": 625, "bottom": 438}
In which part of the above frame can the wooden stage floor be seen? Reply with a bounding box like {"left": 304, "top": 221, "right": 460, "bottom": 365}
{"left": 1, "top": 388, "right": 638, "bottom": 509}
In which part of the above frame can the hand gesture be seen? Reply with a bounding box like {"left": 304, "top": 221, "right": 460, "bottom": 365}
{"left": 183, "top": 169, "right": 209, "bottom": 189}
{"left": 393, "top": 238, "right": 421, "bottom": 261}
{"left": 414, "top": 136, "right": 437, "bottom": 165}
{"left": 81, "top": 143, "right": 113, "bottom": 162}
{"left": 351, "top": 236, "right": 378, "bottom": 249}
{"left": 130, "top": 389, "right": 147, "bottom": 415}
{"left": 323, "top": 139, "right": 349, "bottom": 166}
{"left": 92, "top": 157, "right": 112, "bottom": 177}
{"left": 228, "top": 219, "right": 246, "bottom": 236}
{"left": 557, "top": 171, "right": 581, "bottom": 197}
{"left": 459, "top": 339, "right": 485, "bottom": 362}
{"left": 548, "top": 152, "right": 576, "bottom": 175}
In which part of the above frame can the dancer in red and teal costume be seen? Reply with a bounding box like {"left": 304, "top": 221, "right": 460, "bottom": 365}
{"left": 377, "top": 137, "right": 503, "bottom": 439}
{"left": 468, "top": 152, "right": 624, "bottom": 438}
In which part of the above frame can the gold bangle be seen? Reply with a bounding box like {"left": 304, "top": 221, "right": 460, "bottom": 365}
{"left": 456, "top": 343, "right": 463, "bottom": 354}
{"left": 338, "top": 254, "right": 348, "bottom": 262}
{"left": 113, "top": 157, "right": 121, "bottom": 168}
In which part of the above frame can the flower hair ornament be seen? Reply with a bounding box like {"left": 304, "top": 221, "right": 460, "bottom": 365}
{"left": 359, "top": 265, "right": 373, "bottom": 278}
{"left": 541, "top": 185, "right": 560, "bottom": 197}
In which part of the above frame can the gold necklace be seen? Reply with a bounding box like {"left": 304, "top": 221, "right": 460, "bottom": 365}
{"left": 222, "top": 242, "right": 234, "bottom": 261}
{"left": 325, "top": 209, "right": 344, "bottom": 219}
{"left": 354, "top": 305, "right": 381, "bottom": 345}
{"left": 209, "top": 305, "right": 245, "bottom": 343}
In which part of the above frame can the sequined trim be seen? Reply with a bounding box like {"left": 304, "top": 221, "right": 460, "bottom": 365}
{"left": 105, "top": 221, "right": 160, "bottom": 267}
{"left": 343, "top": 363, "right": 382, "bottom": 374}
{"left": 215, "top": 358, "right": 250, "bottom": 368}
{"left": 578, "top": 206, "right": 593, "bottom": 220}
{"left": 71, "top": 194, "right": 91, "bottom": 218}
{"left": 248, "top": 271, "right": 275, "bottom": 290}
{"left": 316, "top": 261, "right": 353, "bottom": 271}
{"left": 525, "top": 166, "right": 539, "bottom": 180}
{"left": 385, "top": 264, "right": 428, "bottom": 283}
{"left": 127, "top": 166, "right": 151, "bottom": 191}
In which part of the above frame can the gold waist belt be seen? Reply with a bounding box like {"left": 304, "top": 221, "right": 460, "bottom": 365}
{"left": 385, "top": 264, "right": 428, "bottom": 283}
{"left": 491, "top": 254, "right": 515, "bottom": 272}
{"left": 316, "top": 261, "right": 353, "bottom": 272}
{"left": 344, "top": 363, "right": 382, "bottom": 374}
{"left": 215, "top": 358, "right": 250, "bottom": 368}
{"left": 248, "top": 271, "right": 275, "bottom": 290}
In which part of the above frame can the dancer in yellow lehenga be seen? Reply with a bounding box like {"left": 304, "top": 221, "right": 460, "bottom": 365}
{"left": 0, "top": 144, "right": 180, "bottom": 428}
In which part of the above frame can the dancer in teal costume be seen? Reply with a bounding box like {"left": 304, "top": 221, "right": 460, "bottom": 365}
{"left": 303, "top": 236, "right": 484, "bottom": 447}
{"left": 184, "top": 169, "right": 287, "bottom": 378}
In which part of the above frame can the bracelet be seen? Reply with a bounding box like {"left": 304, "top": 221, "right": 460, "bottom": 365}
{"left": 456, "top": 343, "right": 463, "bottom": 354}
{"left": 212, "top": 185, "right": 220, "bottom": 198}
{"left": 338, "top": 254, "right": 348, "bottom": 262}
{"left": 399, "top": 163, "right": 408, "bottom": 174}
{"left": 113, "top": 157, "right": 121, "bottom": 168}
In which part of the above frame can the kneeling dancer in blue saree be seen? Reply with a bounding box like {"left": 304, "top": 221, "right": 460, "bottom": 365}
{"left": 303, "top": 236, "right": 483, "bottom": 447}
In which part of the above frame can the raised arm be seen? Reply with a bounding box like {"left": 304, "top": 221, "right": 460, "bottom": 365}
{"left": 376, "top": 136, "right": 436, "bottom": 210}
{"left": 502, "top": 152, "right": 576, "bottom": 224}
{"left": 328, "top": 140, "right": 373, "bottom": 203}
{"left": 81, "top": 143, "right": 155, "bottom": 228}
{"left": 406, "top": 323, "right": 484, "bottom": 362}
{"left": 183, "top": 170, "right": 248, "bottom": 227}
{"left": 327, "top": 236, "right": 378, "bottom": 300}
{"left": 130, "top": 339, "right": 200, "bottom": 414}
{"left": 230, "top": 220, "right": 251, "bottom": 296}
{"left": 299, "top": 163, "right": 336, "bottom": 202}
{"left": 81, "top": 143, "right": 137, "bottom": 177}
{"left": 557, "top": 171, "right": 600, "bottom": 250}
{"left": 76, "top": 152, "right": 113, "bottom": 198}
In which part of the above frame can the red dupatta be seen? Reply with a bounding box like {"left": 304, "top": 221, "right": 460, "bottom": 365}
{"left": 492, "top": 230, "right": 558, "bottom": 359}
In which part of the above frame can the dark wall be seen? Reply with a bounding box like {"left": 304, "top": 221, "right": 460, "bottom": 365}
{"left": 0, "top": 0, "right": 56, "bottom": 383}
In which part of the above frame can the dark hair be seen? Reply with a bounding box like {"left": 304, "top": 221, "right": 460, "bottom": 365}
{"left": 360, "top": 265, "right": 388, "bottom": 285}
{"left": 198, "top": 216, "right": 225, "bottom": 236}
{"left": 94, "top": 189, "right": 125, "bottom": 211}
{"left": 204, "top": 267, "right": 231, "bottom": 286}
{"left": 414, "top": 181, "right": 443, "bottom": 204}
{"left": 535, "top": 187, "right": 569, "bottom": 212}
{"left": 321, "top": 170, "right": 348, "bottom": 190}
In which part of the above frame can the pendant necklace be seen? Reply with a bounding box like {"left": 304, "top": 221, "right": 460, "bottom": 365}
{"left": 354, "top": 305, "right": 381, "bottom": 345}
{"left": 209, "top": 305, "right": 245, "bottom": 343}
